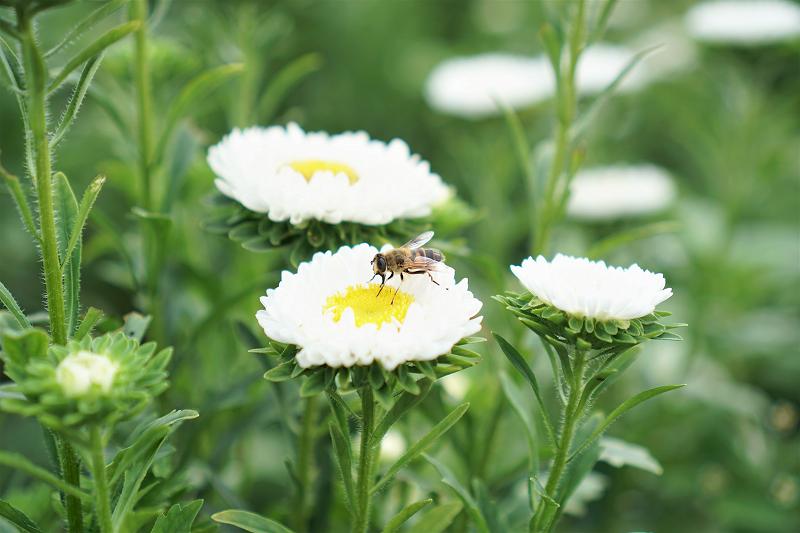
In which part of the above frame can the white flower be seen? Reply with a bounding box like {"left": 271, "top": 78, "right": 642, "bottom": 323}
{"left": 207, "top": 123, "right": 450, "bottom": 225}
{"left": 424, "top": 54, "right": 554, "bottom": 118}
{"left": 685, "top": 0, "right": 800, "bottom": 45}
{"left": 256, "top": 244, "right": 483, "bottom": 370}
{"left": 567, "top": 164, "right": 677, "bottom": 220}
{"left": 510, "top": 254, "right": 673, "bottom": 321}
{"left": 55, "top": 351, "right": 119, "bottom": 397}
{"left": 576, "top": 43, "right": 649, "bottom": 95}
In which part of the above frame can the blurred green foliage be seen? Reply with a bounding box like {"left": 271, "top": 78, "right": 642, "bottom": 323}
{"left": 1, "top": 1, "right": 798, "bottom": 532}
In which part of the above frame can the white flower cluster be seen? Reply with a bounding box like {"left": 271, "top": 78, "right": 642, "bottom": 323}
{"left": 511, "top": 254, "right": 673, "bottom": 321}
{"left": 685, "top": 0, "right": 800, "bottom": 45}
{"left": 56, "top": 351, "right": 119, "bottom": 397}
{"left": 208, "top": 123, "right": 450, "bottom": 225}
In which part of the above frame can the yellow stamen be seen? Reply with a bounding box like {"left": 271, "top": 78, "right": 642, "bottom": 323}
{"left": 289, "top": 159, "right": 359, "bottom": 184}
{"left": 324, "top": 283, "right": 414, "bottom": 328}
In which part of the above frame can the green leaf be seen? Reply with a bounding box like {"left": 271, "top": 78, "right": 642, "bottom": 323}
{"left": 48, "top": 21, "right": 142, "bottom": 93}
{"left": 499, "top": 373, "right": 539, "bottom": 476}
{"left": 493, "top": 333, "right": 556, "bottom": 448}
{"left": 0, "top": 280, "right": 31, "bottom": 329}
{"left": 410, "top": 502, "right": 463, "bottom": 533}
{"left": 74, "top": 307, "right": 103, "bottom": 341}
{"left": 211, "top": 510, "right": 295, "bottom": 533}
{"left": 44, "top": 0, "right": 129, "bottom": 58}
{"left": 1, "top": 164, "right": 39, "bottom": 242}
{"left": 569, "top": 385, "right": 686, "bottom": 462}
{"left": 263, "top": 360, "right": 295, "bottom": 382}
{"left": 396, "top": 365, "right": 420, "bottom": 394}
{"left": 51, "top": 53, "right": 105, "bottom": 147}
{"left": 53, "top": 172, "right": 81, "bottom": 336}
{"left": 381, "top": 498, "right": 433, "bottom": 533}
{"left": 0, "top": 328, "right": 48, "bottom": 369}
{"left": 587, "top": 222, "right": 680, "bottom": 259}
{"left": 59, "top": 175, "right": 105, "bottom": 273}
{"left": 589, "top": 0, "right": 620, "bottom": 43}
{"left": 257, "top": 52, "right": 323, "bottom": 121}
{"left": 329, "top": 422, "right": 355, "bottom": 513}
{"left": 371, "top": 378, "right": 433, "bottom": 445}
{"left": 0, "top": 451, "right": 91, "bottom": 503}
{"left": 424, "top": 454, "right": 490, "bottom": 533}
{"left": 0, "top": 499, "right": 44, "bottom": 533}
{"left": 299, "top": 371, "right": 327, "bottom": 397}
{"left": 371, "top": 403, "right": 470, "bottom": 495}
{"left": 154, "top": 63, "right": 244, "bottom": 165}
{"left": 150, "top": 500, "right": 204, "bottom": 533}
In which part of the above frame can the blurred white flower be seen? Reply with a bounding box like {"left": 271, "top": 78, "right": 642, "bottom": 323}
{"left": 55, "top": 351, "right": 118, "bottom": 397}
{"left": 440, "top": 371, "right": 471, "bottom": 400}
{"left": 576, "top": 43, "right": 649, "bottom": 94}
{"left": 685, "top": 0, "right": 800, "bottom": 45}
{"left": 208, "top": 123, "right": 450, "bottom": 225}
{"left": 511, "top": 254, "right": 673, "bottom": 321}
{"left": 257, "top": 244, "right": 483, "bottom": 370}
{"left": 567, "top": 164, "right": 677, "bottom": 220}
{"left": 381, "top": 430, "right": 407, "bottom": 462}
{"left": 424, "top": 54, "right": 554, "bottom": 118}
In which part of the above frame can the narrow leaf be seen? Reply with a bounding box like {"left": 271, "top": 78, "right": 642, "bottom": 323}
{"left": 424, "top": 454, "right": 491, "bottom": 533}
{"left": 569, "top": 385, "right": 685, "bottom": 462}
{"left": 53, "top": 172, "right": 81, "bottom": 335}
{"left": 51, "top": 53, "right": 105, "bottom": 147}
{"left": 0, "top": 281, "right": 31, "bottom": 329}
{"left": 74, "top": 306, "right": 103, "bottom": 341}
{"left": 371, "top": 403, "right": 469, "bottom": 495}
{"left": 154, "top": 63, "right": 244, "bottom": 164}
{"left": 588, "top": 221, "right": 680, "bottom": 259}
{"left": 59, "top": 175, "right": 106, "bottom": 272}
{"left": 589, "top": 0, "right": 621, "bottom": 43}
{"left": 329, "top": 422, "right": 355, "bottom": 513}
{"left": 1, "top": 163, "right": 39, "bottom": 241}
{"left": 211, "top": 510, "right": 295, "bottom": 533}
{"left": 257, "top": 53, "right": 322, "bottom": 121}
{"left": 411, "top": 502, "right": 463, "bottom": 533}
{"left": 493, "top": 333, "right": 557, "bottom": 447}
{"left": 0, "top": 499, "right": 44, "bottom": 533}
{"left": 150, "top": 500, "right": 204, "bottom": 533}
{"left": 499, "top": 373, "right": 539, "bottom": 475}
{"left": 44, "top": 0, "right": 128, "bottom": 58}
{"left": 371, "top": 378, "right": 433, "bottom": 446}
{"left": 48, "top": 21, "right": 142, "bottom": 92}
{"left": 381, "top": 498, "right": 433, "bottom": 533}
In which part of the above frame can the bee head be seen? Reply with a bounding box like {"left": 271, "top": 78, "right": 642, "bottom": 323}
{"left": 371, "top": 253, "right": 387, "bottom": 274}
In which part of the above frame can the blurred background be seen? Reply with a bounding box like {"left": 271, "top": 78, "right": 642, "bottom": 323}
{"left": 1, "top": 1, "right": 798, "bottom": 531}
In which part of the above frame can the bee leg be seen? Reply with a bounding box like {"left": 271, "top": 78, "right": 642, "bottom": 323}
{"left": 426, "top": 272, "right": 440, "bottom": 286}
{"left": 376, "top": 274, "right": 386, "bottom": 297}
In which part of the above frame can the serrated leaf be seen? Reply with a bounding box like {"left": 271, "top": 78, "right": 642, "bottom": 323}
{"left": 371, "top": 403, "right": 470, "bottom": 495}
{"left": 211, "top": 510, "right": 294, "bottom": 533}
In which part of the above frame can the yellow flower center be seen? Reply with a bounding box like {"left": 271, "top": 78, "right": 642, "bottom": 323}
{"left": 324, "top": 283, "right": 414, "bottom": 328}
{"left": 289, "top": 159, "right": 359, "bottom": 184}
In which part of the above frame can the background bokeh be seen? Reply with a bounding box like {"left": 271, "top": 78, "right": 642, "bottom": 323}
{"left": 1, "top": 1, "right": 798, "bottom": 531}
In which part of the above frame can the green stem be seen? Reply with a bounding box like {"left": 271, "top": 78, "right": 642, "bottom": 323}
{"left": 292, "top": 395, "right": 318, "bottom": 533}
{"left": 18, "top": 9, "right": 83, "bottom": 532}
{"left": 353, "top": 387, "right": 376, "bottom": 533}
{"left": 531, "top": 350, "right": 586, "bottom": 533}
{"left": 0, "top": 450, "right": 91, "bottom": 502}
{"left": 89, "top": 427, "right": 113, "bottom": 533}
{"left": 130, "top": 0, "right": 153, "bottom": 211}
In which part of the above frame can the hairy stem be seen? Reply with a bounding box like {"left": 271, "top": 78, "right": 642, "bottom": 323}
{"left": 89, "top": 427, "right": 113, "bottom": 533}
{"left": 18, "top": 9, "right": 83, "bottom": 532}
{"left": 531, "top": 350, "right": 586, "bottom": 533}
{"left": 353, "top": 387, "right": 376, "bottom": 533}
{"left": 292, "top": 395, "right": 318, "bottom": 533}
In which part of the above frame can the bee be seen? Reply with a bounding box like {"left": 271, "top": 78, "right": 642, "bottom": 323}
{"left": 370, "top": 231, "right": 444, "bottom": 304}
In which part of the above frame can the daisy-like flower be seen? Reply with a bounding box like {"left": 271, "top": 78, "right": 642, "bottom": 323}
{"left": 511, "top": 254, "right": 672, "bottom": 321}
{"left": 257, "top": 244, "right": 483, "bottom": 373}
{"left": 208, "top": 123, "right": 450, "bottom": 226}
{"left": 566, "top": 164, "right": 677, "bottom": 220}
{"left": 55, "top": 351, "right": 119, "bottom": 397}
{"left": 424, "top": 54, "right": 554, "bottom": 118}
{"left": 685, "top": 0, "right": 800, "bottom": 45}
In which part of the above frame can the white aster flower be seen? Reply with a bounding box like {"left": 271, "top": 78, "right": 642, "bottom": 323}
{"left": 207, "top": 123, "right": 450, "bottom": 225}
{"left": 55, "top": 351, "right": 119, "bottom": 397}
{"left": 685, "top": 0, "right": 800, "bottom": 45}
{"left": 510, "top": 254, "right": 673, "bottom": 321}
{"left": 256, "top": 244, "right": 483, "bottom": 370}
{"left": 424, "top": 53, "right": 554, "bottom": 118}
{"left": 567, "top": 164, "right": 677, "bottom": 220}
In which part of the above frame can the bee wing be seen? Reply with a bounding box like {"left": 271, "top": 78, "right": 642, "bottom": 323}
{"left": 408, "top": 255, "right": 444, "bottom": 271}
{"left": 401, "top": 231, "right": 434, "bottom": 250}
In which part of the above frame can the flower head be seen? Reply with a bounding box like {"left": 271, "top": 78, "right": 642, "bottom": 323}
{"left": 0, "top": 330, "right": 171, "bottom": 429}
{"left": 685, "top": 0, "right": 800, "bottom": 45}
{"left": 424, "top": 54, "right": 553, "bottom": 118}
{"left": 257, "top": 244, "right": 482, "bottom": 372}
{"left": 566, "top": 164, "right": 677, "bottom": 220}
{"left": 511, "top": 254, "right": 672, "bottom": 321}
{"left": 208, "top": 123, "right": 449, "bottom": 226}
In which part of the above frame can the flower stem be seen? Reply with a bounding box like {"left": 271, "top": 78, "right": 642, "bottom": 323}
{"left": 292, "top": 395, "right": 318, "bottom": 533}
{"left": 89, "top": 427, "right": 113, "bottom": 533}
{"left": 353, "top": 387, "right": 376, "bottom": 533}
{"left": 531, "top": 350, "right": 586, "bottom": 533}
{"left": 18, "top": 9, "right": 82, "bottom": 532}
